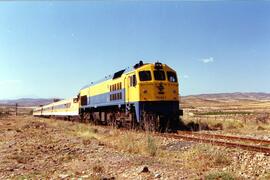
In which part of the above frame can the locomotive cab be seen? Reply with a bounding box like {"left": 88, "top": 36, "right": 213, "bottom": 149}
{"left": 78, "top": 61, "right": 182, "bottom": 131}
{"left": 129, "top": 61, "right": 182, "bottom": 131}
{"left": 137, "top": 62, "right": 179, "bottom": 102}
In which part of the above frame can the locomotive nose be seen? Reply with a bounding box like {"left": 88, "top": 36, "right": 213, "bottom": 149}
{"left": 156, "top": 82, "right": 165, "bottom": 94}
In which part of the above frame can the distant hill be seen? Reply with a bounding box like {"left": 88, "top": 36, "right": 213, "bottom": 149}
{"left": 183, "top": 92, "right": 270, "bottom": 101}
{"left": 1, "top": 92, "right": 270, "bottom": 107}
{"left": 0, "top": 98, "right": 56, "bottom": 107}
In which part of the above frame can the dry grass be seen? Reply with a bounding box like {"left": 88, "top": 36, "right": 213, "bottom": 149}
{"left": 183, "top": 115, "right": 270, "bottom": 136}
{"left": 53, "top": 120, "right": 233, "bottom": 170}
{"left": 205, "top": 171, "right": 236, "bottom": 180}
{"left": 147, "top": 135, "right": 158, "bottom": 156}
{"left": 181, "top": 144, "right": 231, "bottom": 171}
{"left": 74, "top": 124, "right": 99, "bottom": 139}
{"left": 102, "top": 130, "right": 159, "bottom": 156}
{"left": 260, "top": 173, "right": 270, "bottom": 180}
{"left": 2, "top": 116, "right": 269, "bottom": 179}
{"left": 92, "top": 164, "right": 105, "bottom": 174}
{"left": 182, "top": 97, "right": 270, "bottom": 136}
{"left": 41, "top": 119, "right": 159, "bottom": 157}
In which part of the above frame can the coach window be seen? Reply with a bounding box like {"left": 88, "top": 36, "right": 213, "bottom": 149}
{"left": 119, "top": 92, "right": 122, "bottom": 99}
{"left": 154, "top": 70, "right": 166, "bottom": 81}
{"left": 139, "top": 71, "right": 151, "bottom": 81}
{"left": 167, "top": 71, "right": 178, "bottom": 83}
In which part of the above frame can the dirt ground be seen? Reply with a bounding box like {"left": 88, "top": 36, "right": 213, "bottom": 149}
{"left": 0, "top": 116, "right": 193, "bottom": 179}
{"left": 0, "top": 116, "right": 270, "bottom": 179}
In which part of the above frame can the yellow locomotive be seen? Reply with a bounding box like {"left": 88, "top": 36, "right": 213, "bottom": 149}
{"left": 33, "top": 61, "right": 183, "bottom": 131}
{"left": 79, "top": 61, "right": 183, "bottom": 131}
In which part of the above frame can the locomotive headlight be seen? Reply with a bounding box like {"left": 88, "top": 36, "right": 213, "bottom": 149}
{"left": 143, "top": 90, "right": 148, "bottom": 94}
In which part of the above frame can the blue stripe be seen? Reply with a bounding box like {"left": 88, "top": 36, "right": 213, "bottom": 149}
{"left": 82, "top": 89, "right": 126, "bottom": 108}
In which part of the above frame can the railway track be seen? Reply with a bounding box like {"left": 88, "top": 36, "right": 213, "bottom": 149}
{"left": 162, "top": 132, "right": 270, "bottom": 154}
{"left": 38, "top": 116, "right": 270, "bottom": 153}
{"left": 178, "top": 131, "right": 270, "bottom": 145}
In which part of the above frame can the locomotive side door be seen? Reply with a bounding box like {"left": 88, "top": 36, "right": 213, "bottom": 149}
{"left": 125, "top": 72, "right": 138, "bottom": 104}
{"left": 125, "top": 72, "right": 140, "bottom": 122}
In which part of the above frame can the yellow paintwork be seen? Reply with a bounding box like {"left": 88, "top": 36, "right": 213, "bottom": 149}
{"left": 79, "top": 63, "right": 179, "bottom": 104}
{"left": 80, "top": 75, "right": 126, "bottom": 100}
{"left": 124, "top": 71, "right": 139, "bottom": 103}
{"left": 136, "top": 64, "right": 179, "bottom": 102}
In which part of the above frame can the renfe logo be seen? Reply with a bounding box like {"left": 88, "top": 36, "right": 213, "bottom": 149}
{"left": 157, "top": 83, "right": 165, "bottom": 94}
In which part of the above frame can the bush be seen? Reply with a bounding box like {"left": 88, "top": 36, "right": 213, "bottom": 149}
{"left": 93, "top": 164, "right": 104, "bottom": 174}
{"left": 224, "top": 120, "right": 244, "bottom": 129}
{"left": 211, "top": 151, "right": 231, "bottom": 166}
{"left": 182, "top": 144, "right": 231, "bottom": 171}
{"left": 147, "top": 135, "right": 157, "bottom": 156}
{"left": 212, "top": 123, "right": 223, "bottom": 130}
{"left": 257, "top": 125, "right": 266, "bottom": 130}
{"left": 75, "top": 124, "right": 98, "bottom": 139}
{"left": 205, "top": 171, "right": 235, "bottom": 180}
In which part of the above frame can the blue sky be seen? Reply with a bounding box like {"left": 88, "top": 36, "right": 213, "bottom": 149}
{"left": 0, "top": 1, "right": 270, "bottom": 99}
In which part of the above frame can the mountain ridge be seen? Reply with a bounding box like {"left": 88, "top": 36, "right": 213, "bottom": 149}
{"left": 0, "top": 98, "right": 57, "bottom": 107}
{"left": 1, "top": 92, "right": 270, "bottom": 107}
{"left": 183, "top": 92, "right": 270, "bottom": 100}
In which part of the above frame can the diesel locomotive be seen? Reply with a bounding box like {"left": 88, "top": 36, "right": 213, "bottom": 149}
{"left": 33, "top": 61, "right": 183, "bottom": 131}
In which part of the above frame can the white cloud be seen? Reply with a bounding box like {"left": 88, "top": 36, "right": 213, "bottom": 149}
{"left": 183, "top": 75, "right": 189, "bottom": 79}
{"left": 200, "top": 57, "right": 214, "bottom": 64}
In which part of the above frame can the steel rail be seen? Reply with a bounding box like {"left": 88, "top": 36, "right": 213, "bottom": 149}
{"left": 162, "top": 133, "right": 270, "bottom": 154}
{"left": 177, "top": 131, "right": 270, "bottom": 145}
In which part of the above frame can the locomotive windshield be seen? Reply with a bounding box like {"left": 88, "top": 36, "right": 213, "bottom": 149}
{"left": 154, "top": 70, "right": 166, "bottom": 81}
{"left": 167, "top": 71, "right": 178, "bottom": 82}
{"left": 139, "top": 71, "right": 152, "bottom": 81}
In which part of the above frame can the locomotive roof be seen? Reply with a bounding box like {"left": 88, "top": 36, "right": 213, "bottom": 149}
{"left": 80, "top": 66, "right": 134, "bottom": 90}
{"left": 80, "top": 62, "right": 164, "bottom": 90}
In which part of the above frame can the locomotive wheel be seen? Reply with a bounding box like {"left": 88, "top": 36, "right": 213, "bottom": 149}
{"left": 131, "top": 114, "right": 137, "bottom": 129}
{"left": 108, "top": 113, "right": 117, "bottom": 127}
{"left": 80, "top": 112, "right": 88, "bottom": 123}
{"left": 142, "top": 113, "right": 158, "bottom": 132}
{"left": 158, "top": 116, "right": 168, "bottom": 133}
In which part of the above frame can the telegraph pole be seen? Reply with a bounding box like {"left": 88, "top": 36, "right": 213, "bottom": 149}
{"left": 15, "top": 103, "right": 18, "bottom": 116}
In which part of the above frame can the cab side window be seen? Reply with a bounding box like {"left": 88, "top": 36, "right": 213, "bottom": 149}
{"left": 139, "top": 71, "right": 152, "bottom": 81}
{"left": 130, "top": 75, "right": 137, "bottom": 87}
{"left": 167, "top": 71, "right": 178, "bottom": 82}
{"left": 154, "top": 70, "right": 166, "bottom": 81}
